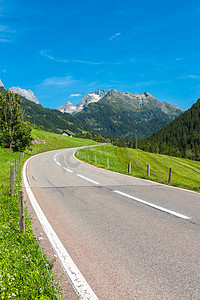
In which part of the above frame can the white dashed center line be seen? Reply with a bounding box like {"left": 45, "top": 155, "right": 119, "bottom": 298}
{"left": 77, "top": 174, "right": 100, "bottom": 185}
{"left": 63, "top": 167, "right": 73, "bottom": 173}
{"left": 114, "top": 190, "right": 191, "bottom": 220}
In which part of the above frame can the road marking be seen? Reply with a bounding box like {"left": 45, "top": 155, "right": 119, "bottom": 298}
{"left": 77, "top": 174, "right": 100, "bottom": 185}
{"left": 23, "top": 157, "right": 98, "bottom": 300}
{"left": 114, "top": 190, "right": 191, "bottom": 220}
{"left": 56, "top": 162, "right": 61, "bottom": 166}
{"left": 63, "top": 167, "right": 73, "bottom": 173}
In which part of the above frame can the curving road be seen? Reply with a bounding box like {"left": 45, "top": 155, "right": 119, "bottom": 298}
{"left": 25, "top": 147, "right": 200, "bottom": 300}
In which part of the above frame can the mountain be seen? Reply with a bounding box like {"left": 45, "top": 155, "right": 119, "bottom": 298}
{"left": 19, "top": 96, "right": 88, "bottom": 134}
{"left": 57, "top": 101, "right": 76, "bottom": 114}
{"left": 145, "top": 98, "right": 200, "bottom": 160}
{"left": 0, "top": 82, "right": 88, "bottom": 135}
{"left": 57, "top": 89, "right": 106, "bottom": 114}
{"left": 0, "top": 80, "right": 6, "bottom": 97}
{"left": 75, "top": 89, "right": 183, "bottom": 140}
{"left": 0, "top": 79, "right": 5, "bottom": 88}
{"left": 8, "top": 87, "right": 39, "bottom": 104}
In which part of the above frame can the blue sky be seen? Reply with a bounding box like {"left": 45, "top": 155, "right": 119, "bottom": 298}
{"left": 1, "top": 0, "right": 200, "bottom": 110}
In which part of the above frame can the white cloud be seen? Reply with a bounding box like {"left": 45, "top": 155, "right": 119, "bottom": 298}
{"left": 109, "top": 32, "right": 121, "bottom": 40}
{"left": 70, "top": 94, "right": 82, "bottom": 97}
{"left": 39, "top": 76, "right": 76, "bottom": 87}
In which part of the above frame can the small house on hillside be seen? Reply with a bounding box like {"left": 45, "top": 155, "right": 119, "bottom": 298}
{"left": 62, "top": 130, "right": 72, "bottom": 137}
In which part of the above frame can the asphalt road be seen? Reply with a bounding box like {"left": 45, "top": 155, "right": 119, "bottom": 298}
{"left": 26, "top": 147, "right": 200, "bottom": 300}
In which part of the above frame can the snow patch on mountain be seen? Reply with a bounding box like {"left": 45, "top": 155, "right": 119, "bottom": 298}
{"left": 57, "top": 101, "right": 76, "bottom": 114}
{"left": 57, "top": 89, "right": 106, "bottom": 114}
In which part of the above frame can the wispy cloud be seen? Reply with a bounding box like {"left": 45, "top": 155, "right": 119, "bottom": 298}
{"left": 0, "top": 38, "right": 10, "bottom": 43}
{"left": 134, "top": 81, "right": 158, "bottom": 87}
{"left": 0, "top": 25, "right": 15, "bottom": 42}
{"left": 39, "top": 76, "right": 77, "bottom": 87}
{"left": 175, "top": 57, "right": 183, "bottom": 61}
{"left": 40, "top": 50, "right": 104, "bottom": 65}
{"left": 40, "top": 50, "right": 68, "bottom": 63}
{"left": 73, "top": 59, "right": 104, "bottom": 65}
{"left": 178, "top": 75, "right": 200, "bottom": 79}
{"left": 109, "top": 32, "right": 121, "bottom": 40}
{"left": 70, "top": 94, "right": 82, "bottom": 97}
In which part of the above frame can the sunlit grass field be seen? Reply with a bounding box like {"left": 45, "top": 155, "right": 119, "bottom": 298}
{"left": 31, "top": 128, "right": 98, "bottom": 151}
{"left": 77, "top": 144, "right": 200, "bottom": 192}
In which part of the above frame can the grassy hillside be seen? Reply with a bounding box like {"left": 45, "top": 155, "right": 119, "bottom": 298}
{"left": 30, "top": 128, "right": 98, "bottom": 151}
{"left": 20, "top": 96, "right": 88, "bottom": 135}
{"left": 76, "top": 144, "right": 200, "bottom": 192}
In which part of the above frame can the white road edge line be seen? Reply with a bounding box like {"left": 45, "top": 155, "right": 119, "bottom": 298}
{"left": 23, "top": 157, "right": 98, "bottom": 300}
{"left": 114, "top": 190, "right": 191, "bottom": 220}
{"left": 77, "top": 174, "right": 100, "bottom": 185}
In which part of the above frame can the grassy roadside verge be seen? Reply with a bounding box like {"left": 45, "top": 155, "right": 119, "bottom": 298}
{"left": 0, "top": 148, "right": 60, "bottom": 299}
{"left": 76, "top": 144, "right": 200, "bottom": 192}
{"left": 0, "top": 130, "right": 98, "bottom": 299}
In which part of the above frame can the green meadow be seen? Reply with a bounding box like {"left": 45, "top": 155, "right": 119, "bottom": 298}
{"left": 77, "top": 144, "right": 200, "bottom": 192}
{"left": 31, "top": 128, "right": 98, "bottom": 151}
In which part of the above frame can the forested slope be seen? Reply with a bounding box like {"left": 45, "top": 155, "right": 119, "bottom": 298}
{"left": 144, "top": 99, "right": 200, "bottom": 160}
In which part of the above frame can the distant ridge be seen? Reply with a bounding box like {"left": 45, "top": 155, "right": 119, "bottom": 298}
{"left": 74, "top": 89, "right": 183, "bottom": 139}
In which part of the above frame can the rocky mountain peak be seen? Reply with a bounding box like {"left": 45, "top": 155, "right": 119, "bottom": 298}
{"left": 57, "top": 89, "right": 106, "bottom": 114}
{"left": 0, "top": 79, "right": 5, "bottom": 88}
{"left": 8, "top": 87, "right": 39, "bottom": 104}
{"left": 144, "top": 91, "right": 154, "bottom": 98}
{"left": 57, "top": 101, "right": 76, "bottom": 113}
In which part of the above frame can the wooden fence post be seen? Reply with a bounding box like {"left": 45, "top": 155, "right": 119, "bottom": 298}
{"left": 10, "top": 163, "right": 15, "bottom": 196}
{"left": 128, "top": 162, "right": 131, "bottom": 174}
{"left": 147, "top": 164, "right": 150, "bottom": 177}
{"left": 168, "top": 167, "right": 172, "bottom": 183}
{"left": 19, "top": 190, "right": 25, "bottom": 233}
{"left": 107, "top": 158, "right": 109, "bottom": 168}
{"left": 15, "top": 157, "right": 17, "bottom": 173}
{"left": 87, "top": 155, "right": 88, "bottom": 161}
